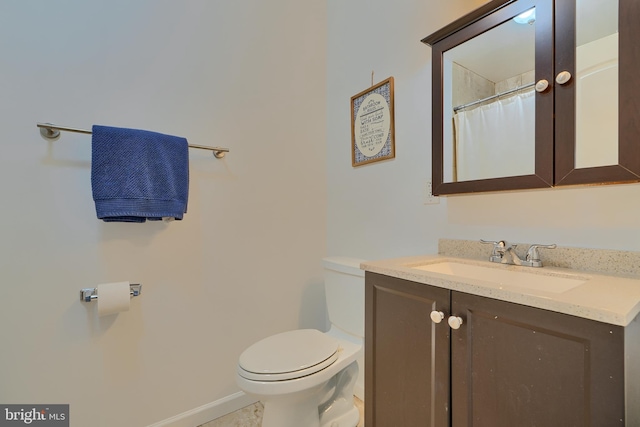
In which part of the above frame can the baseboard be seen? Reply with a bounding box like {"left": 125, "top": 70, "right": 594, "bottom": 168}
{"left": 146, "top": 392, "right": 258, "bottom": 427}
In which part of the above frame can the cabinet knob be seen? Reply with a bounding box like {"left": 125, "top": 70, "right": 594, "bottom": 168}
{"left": 430, "top": 310, "right": 445, "bottom": 324}
{"left": 555, "top": 71, "right": 572, "bottom": 85}
{"left": 535, "top": 79, "right": 549, "bottom": 92}
{"left": 448, "top": 316, "right": 464, "bottom": 330}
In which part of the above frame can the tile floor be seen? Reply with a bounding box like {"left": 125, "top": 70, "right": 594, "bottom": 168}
{"left": 199, "top": 397, "right": 364, "bottom": 427}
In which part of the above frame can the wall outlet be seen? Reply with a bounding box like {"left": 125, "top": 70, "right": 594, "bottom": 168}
{"left": 424, "top": 180, "right": 440, "bottom": 205}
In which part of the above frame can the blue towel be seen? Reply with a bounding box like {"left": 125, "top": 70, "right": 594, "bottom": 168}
{"left": 91, "top": 125, "right": 189, "bottom": 222}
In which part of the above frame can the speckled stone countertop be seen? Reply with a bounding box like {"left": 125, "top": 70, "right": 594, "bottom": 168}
{"left": 361, "top": 239, "right": 640, "bottom": 327}
{"left": 438, "top": 239, "right": 640, "bottom": 277}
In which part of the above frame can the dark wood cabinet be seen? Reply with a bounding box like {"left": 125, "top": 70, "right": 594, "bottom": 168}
{"left": 451, "top": 291, "right": 625, "bottom": 426}
{"left": 365, "top": 272, "right": 450, "bottom": 427}
{"left": 553, "top": 0, "right": 640, "bottom": 186}
{"left": 423, "top": 0, "right": 640, "bottom": 195}
{"left": 365, "top": 272, "right": 638, "bottom": 426}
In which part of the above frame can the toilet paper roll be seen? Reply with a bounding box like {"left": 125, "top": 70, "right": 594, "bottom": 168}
{"left": 97, "top": 281, "right": 131, "bottom": 317}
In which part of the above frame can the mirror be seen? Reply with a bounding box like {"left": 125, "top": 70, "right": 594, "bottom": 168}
{"left": 574, "top": 0, "right": 618, "bottom": 168}
{"left": 442, "top": 9, "right": 536, "bottom": 183}
{"left": 424, "top": 0, "right": 638, "bottom": 194}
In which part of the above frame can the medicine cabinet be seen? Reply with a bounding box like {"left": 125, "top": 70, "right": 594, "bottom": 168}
{"left": 422, "top": 0, "right": 640, "bottom": 195}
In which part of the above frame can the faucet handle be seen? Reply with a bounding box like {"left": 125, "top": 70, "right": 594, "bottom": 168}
{"left": 481, "top": 239, "right": 510, "bottom": 262}
{"left": 480, "top": 239, "right": 500, "bottom": 254}
{"left": 480, "top": 239, "right": 508, "bottom": 247}
{"left": 481, "top": 240, "right": 514, "bottom": 251}
{"left": 526, "top": 244, "right": 557, "bottom": 262}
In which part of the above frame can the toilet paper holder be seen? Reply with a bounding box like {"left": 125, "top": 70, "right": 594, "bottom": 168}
{"left": 80, "top": 284, "right": 142, "bottom": 302}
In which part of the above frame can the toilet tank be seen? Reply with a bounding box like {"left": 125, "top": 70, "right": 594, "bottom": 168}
{"left": 323, "top": 257, "right": 366, "bottom": 338}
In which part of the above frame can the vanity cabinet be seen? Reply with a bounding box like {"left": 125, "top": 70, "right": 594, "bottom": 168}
{"left": 365, "top": 272, "right": 635, "bottom": 426}
{"left": 422, "top": 0, "right": 640, "bottom": 195}
{"left": 365, "top": 272, "right": 451, "bottom": 426}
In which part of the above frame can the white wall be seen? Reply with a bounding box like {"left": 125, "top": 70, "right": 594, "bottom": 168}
{"left": 326, "top": 0, "right": 640, "bottom": 262}
{"left": 327, "top": 0, "right": 487, "bottom": 259}
{"left": 0, "top": 2, "right": 327, "bottom": 426}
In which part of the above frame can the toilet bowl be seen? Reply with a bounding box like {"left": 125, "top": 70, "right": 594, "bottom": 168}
{"left": 236, "top": 257, "right": 365, "bottom": 427}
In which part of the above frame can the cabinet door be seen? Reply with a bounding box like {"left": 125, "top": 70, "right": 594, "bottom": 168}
{"left": 450, "top": 292, "right": 625, "bottom": 427}
{"left": 554, "top": 0, "right": 640, "bottom": 185}
{"left": 365, "top": 273, "right": 450, "bottom": 427}
{"left": 425, "top": 0, "right": 554, "bottom": 195}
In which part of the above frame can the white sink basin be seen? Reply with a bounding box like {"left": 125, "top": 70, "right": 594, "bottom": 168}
{"left": 412, "top": 261, "right": 587, "bottom": 294}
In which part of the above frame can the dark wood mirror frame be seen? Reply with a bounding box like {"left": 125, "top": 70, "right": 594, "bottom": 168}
{"left": 423, "top": 0, "right": 640, "bottom": 196}
{"left": 554, "top": 0, "right": 640, "bottom": 186}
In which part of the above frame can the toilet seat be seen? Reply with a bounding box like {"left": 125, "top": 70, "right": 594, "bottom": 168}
{"left": 238, "top": 329, "right": 340, "bottom": 381}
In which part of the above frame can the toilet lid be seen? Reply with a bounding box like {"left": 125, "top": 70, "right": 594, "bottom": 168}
{"left": 238, "top": 329, "right": 339, "bottom": 381}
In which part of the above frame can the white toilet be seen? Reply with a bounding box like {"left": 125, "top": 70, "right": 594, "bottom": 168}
{"left": 236, "top": 257, "right": 366, "bottom": 427}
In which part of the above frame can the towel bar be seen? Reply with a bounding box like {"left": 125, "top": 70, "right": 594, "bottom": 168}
{"left": 80, "top": 284, "right": 142, "bottom": 302}
{"left": 37, "top": 122, "right": 229, "bottom": 159}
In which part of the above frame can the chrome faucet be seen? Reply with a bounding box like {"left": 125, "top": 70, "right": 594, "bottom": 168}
{"left": 480, "top": 240, "right": 556, "bottom": 267}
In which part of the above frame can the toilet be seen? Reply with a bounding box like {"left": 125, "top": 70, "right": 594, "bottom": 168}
{"left": 236, "top": 257, "right": 366, "bottom": 427}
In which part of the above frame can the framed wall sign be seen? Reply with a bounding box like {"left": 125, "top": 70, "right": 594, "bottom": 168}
{"left": 351, "top": 77, "right": 395, "bottom": 167}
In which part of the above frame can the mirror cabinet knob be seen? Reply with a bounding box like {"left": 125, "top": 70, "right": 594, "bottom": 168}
{"left": 430, "top": 310, "right": 445, "bottom": 324}
{"left": 535, "top": 79, "right": 549, "bottom": 92}
{"left": 556, "top": 71, "right": 572, "bottom": 85}
{"left": 448, "top": 315, "right": 464, "bottom": 330}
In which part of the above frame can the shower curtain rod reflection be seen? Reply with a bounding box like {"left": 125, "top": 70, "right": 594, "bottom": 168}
{"left": 453, "top": 82, "right": 535, "bottom": 113}
{"left": 36, "top": 122, "right": 229, "bottom": 159}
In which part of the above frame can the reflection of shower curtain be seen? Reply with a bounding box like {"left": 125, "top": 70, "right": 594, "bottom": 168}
{"left": 453, "top": 90, "right": 535, "bottom": 182}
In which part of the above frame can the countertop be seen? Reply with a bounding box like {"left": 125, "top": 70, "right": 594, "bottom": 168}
{"left": 361, "top": 254, "right": 640, "bottom": 327}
